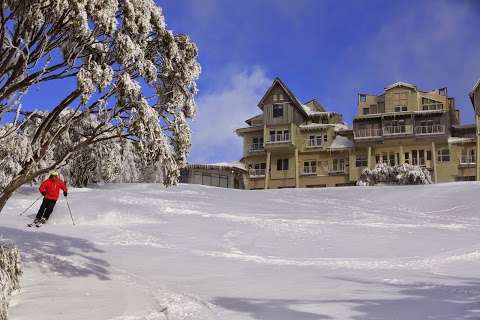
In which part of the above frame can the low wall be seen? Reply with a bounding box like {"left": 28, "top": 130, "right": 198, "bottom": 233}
{"left": 0, "top": 241, "right": 21, "bottom": 320}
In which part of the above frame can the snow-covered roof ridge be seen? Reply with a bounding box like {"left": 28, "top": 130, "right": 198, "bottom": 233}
{"left": 299, "top": 123, "right": 335, "bottom": 130}
{"left": 188, "top": 162, "right": 247, "bottom": 171}
{"left": 328, "top": 135, "right": 353, "bottom": 150}
{"left": 448, "top": 137, "right": 476, "bottom": 144}
{"left": 384, "top": 81, "right": 417, "bottom": 91}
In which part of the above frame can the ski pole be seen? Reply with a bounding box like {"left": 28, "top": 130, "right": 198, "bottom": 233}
{"left": 19, "top": 196, "right": 42, "bottom": 216}
{"left": 65, "top": 197, "right": 75, "bottom": 226}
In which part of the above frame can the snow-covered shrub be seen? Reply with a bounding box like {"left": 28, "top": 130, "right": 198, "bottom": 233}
{"left": 357, "top": 163, "right": 432, "bottom": 186}
{"left": 0, "top": 241, "right": 21, "bottom": 320}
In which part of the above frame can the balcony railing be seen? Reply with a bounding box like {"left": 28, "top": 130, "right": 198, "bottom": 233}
{"left": 383, "top": 125, "right": 413, "bottom": 136}
{"left": 414, "top": 125, "right": 445, "bottom": 135}
{"left": 267, "top": 133, "right": 290, "bottom": 143}
{"left": 354, "top": 128, "right": 382, "bottom": 138}
{"left": 421, "top": 103, "right": 443, "bottom": 111}
{"left": 304, "top": 139, "right": 323, "bottom": 148}
{"left": 460, "top": 155, "right": 476, "bottom": 164}
{"left": 249, "top": 169, "right": 266, "bottom": 177}
{"left": 303, "top": 167, "right": 317, "bottom": 175}
{"left": 249, "top": 143, "right": 264, "bottom": 152}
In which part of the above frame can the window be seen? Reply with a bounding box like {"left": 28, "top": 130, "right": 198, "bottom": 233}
{"left": 303, "top": 160, "right": 317, "bottom": 174}
{"left": 419, "top": 150, "right": 425, "bottom": 166}
{"left": 404, "top": 152, "right": 410, "bottom": 164}
{"left": 375, "top": 154, "right": 380, "bottom": 163}
{"left": 412, "top": 150, "right": 418, "bottom": 165}
{"left": 323, "top": 134, "right": 328, "bottom": 143}
{"left": 251, "top": 137, "right": 264, "bottom": 150}
{"left": 249, "top": 163, "right": 266, "bottom": 176}
{"left": 437, "top": 149, "right": 450, "bottom": 162}
{"left": 389, "top": 154, "right": 396, "bottom": 166}
{"left": 426, "top": 150, "right": 432, "bottom": 161}
{"left": 332, "top": 159, "right": 345, "bottom": 172}
{"left": 394, "top": 105, "right": 408, "bottom": 112}
{"left": 307, "top": 135, "right": 324, "bottom": 147}
{"left": 269, "top": 129, "right": 289, "bottom": 142}
{"left": 359, "top": 94, "right": 366, "bottom": 102}
{"left": 378, "top": 101, "right": 385, "bottom": 113}
{"left": 277, "top": 158, "right": 289, "bottom": 171}
{"left": 439, "top": 88, "right": 447, "bottom": 96}
{"left": 356, "top": 154, "right": 368, "bottom": 167}
{"left": 273, "top": 104, "right": 284, "bottom": 118}
{"left": 370, "top": 104, "right": 378, "bottom": 114}
{"left": 363, "top": 108, "right": 369, "bottom": 115}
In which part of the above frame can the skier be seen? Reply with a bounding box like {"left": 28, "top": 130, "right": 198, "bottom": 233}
{"left": 33, "top": 172, "right": 68, "bottom": 225}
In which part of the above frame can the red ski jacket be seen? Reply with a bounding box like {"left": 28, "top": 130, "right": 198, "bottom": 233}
{"left": 39, "top": 177, "right": 68, "bottom": 201}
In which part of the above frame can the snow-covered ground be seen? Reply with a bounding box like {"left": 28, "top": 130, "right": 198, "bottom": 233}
{"left": 2, "top": 182, "right": 480, "bottom": 319}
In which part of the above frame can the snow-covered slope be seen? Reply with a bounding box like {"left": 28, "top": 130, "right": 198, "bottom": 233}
{"left": 2, "top": 182, "right": 480, "bottom": 319}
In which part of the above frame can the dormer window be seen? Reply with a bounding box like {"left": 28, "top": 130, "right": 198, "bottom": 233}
{"left": 439, "top": 88, "right": 447, "bottom": 96}
{"left": 273, "top": 104, "right": 284, "bottom": 118}
{"left": 359, "top": 94, "right": 367, "bottom": 102}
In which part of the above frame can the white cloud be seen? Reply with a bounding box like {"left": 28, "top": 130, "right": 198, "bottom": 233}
{"left": 188, "top": 66, "right": 271, "bottom": 164}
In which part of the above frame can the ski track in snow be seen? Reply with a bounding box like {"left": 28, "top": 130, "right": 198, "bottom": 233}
{"left": 3, "top": 182, "right": 480, "bottom": 319}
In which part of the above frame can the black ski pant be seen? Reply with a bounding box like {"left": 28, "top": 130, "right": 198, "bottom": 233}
{"left": 35, "top": 198, "right": 57, "bottom": 220}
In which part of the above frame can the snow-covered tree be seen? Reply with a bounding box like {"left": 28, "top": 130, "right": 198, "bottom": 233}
{"left": 357, "top": 162, "right": 433, "bottom": 186}
{"left": 0, "top": 0, "right": 200, "bottom": 212}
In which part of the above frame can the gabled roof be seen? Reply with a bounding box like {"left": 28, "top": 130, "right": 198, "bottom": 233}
{"left": 384, "top": 81, "right": 417, "bottom": 91}
{"left": 257, "top": 78, "right": 309, "bottom": 117}
{"left": 245, "top": 113, "right": 263, "bottom": 126}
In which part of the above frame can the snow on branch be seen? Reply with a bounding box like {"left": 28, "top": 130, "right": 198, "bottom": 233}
{"left": 0, "top": 240, "right": 22, "bottom": 320}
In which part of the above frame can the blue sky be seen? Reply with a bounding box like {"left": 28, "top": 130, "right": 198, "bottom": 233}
{"left": 158, "top": 0, "right": 480, "bottom": 164}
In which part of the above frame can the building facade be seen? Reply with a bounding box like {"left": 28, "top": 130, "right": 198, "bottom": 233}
{"left": 180, "top": 163, "right": 246, "bottom": 189}
{"left": 237, "top": 78, "right": 480, "bottom": 189}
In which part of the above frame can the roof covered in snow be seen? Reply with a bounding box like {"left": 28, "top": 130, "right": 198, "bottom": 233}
{"left": 447, "top": 137, "right": 476, "bottom": 144}
{"left": 328, "top": 135, "right": 354, "bottom": 150}
{"left": 187, "top": 162, "right": 247, "bottom": 172}
{"left": 384, "top": 81, "right": 417, "bottom": 91}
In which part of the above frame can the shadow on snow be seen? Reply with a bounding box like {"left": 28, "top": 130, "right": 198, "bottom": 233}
{"left": 0, "top": 226, "right": 110, "bottom": 280}
{"left": 213, "top": 275, "right": 480, "bottom": 319}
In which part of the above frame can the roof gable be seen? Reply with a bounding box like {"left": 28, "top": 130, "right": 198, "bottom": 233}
{"left": 384, "top": 81, "right": 417, "bottom": 91}
{"left": 257, "top": 78, "right": 308, "bottom": 117}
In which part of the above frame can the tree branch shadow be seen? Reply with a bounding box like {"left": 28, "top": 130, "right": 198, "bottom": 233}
{"left": 212, "top": 296, "right": 333, "bottom": 320}
{"left": 0, "top": 226, "right": 110, "bottom": 280}
{"left": 325, "top": 275, "right": 480, "bottom": 319}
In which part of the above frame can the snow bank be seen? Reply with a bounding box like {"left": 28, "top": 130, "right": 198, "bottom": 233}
{"left": 0, "top": 241, "right": 21, "bottom": 320}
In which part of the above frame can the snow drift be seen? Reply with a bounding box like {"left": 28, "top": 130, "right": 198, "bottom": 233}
{"left": 2, "top": 182, "right": 480, "bottom": 319}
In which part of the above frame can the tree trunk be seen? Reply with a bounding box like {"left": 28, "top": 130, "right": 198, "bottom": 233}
{"left": 0, "top": 188, "right": 16, "bottom": 213}
{"left": 0, "top": 173, "right": 32, "bottom": 213}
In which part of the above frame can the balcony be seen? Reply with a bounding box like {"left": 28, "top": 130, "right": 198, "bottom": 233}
{"left": 249, "top": 143, "right": 265, "bottom": 153}
{"left": 383, "top": 125, "right": 413, "bottom": 136}
{"left": 354, "top": 128, "right": 382, "bottom": 139}
{"left": 249, "top": 169, "right": 266, "bottom": 177}
{"left": 459, "top": 155, "right": 476, "bottom": 167}
{"left": 414, "top": 125, "right": 445, "bottom": 136}
{"left": 304, "top": 139, "right": 323, "bottom": 149}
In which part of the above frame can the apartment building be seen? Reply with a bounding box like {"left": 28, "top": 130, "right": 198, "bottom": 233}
{"left": 237, "top": 78, "right": 479, "bottom": 189}
{"left": 352, "top": 81, "right": 476, "bottom": 183}
{"left": 236, "top": 78, "right": 353, "bottom": 189}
